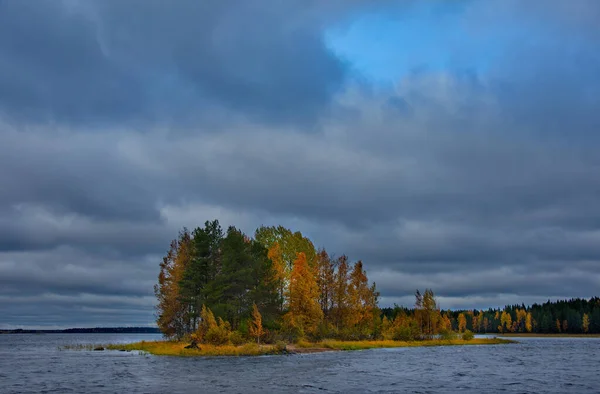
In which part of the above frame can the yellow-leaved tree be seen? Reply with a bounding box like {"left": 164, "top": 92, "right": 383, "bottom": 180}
{"left": 582, "top": 313, "right": 590, "bottom": 333}
{"left": 500, "top": 311, "right": 512, "bottom": 333}
{"left": 458, "top": 313, "right": 467, "bottom": 333}
{"left": 525, "top": 312, "right": 533, "bottom": 333}
{"left": 193, "top": 304, "right": 217, "bottom": 342}
{"left": 248, "top": 303, "right": 264, "bottom": 344}
{"left": 267, "top": 242, "right": 287, "bottom": 313}
{"left": 516, "top": 309, "right": 527, "bottom": 332}
{"left": 284, "top": 252, "right": 323, "bottom": 337}
{"left": 346, "top": 261, "right": 379, "bottom": 335}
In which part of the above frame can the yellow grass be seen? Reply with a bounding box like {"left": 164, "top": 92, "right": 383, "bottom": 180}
{"left": 101, "top": 337, "right": 513, "bottom": 357}
{"left": 105, "top": 340, "right": 277, "bottom": 357}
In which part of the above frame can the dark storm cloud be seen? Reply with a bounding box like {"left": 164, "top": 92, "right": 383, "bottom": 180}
{"left": 1, "top": 0, "right": 600, "bottom": 327}
{"left": 0, "top": 0, "right": 352, "bottom": 126}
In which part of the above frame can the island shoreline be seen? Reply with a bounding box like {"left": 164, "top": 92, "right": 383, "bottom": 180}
{"left": 76, "top": 338, "right": 515, "bottom": 357}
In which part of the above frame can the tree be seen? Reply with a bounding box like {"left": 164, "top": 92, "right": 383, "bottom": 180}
{"left": 248, "top": 304, "right": 264, "bottom": 344}
{"left": 515, "top": 309, "right": 527, "bottom": 332}
{"left": 267, "top": 242, "right": 287, "bottom": 313}
{"left": 472, "top": 313, "right": 480, "bottom": 333}
{"left": 458, "top": 313, "right": 467, "bottom": 333}
{"left": 422, "top": 289, "right": 440, "bottom": 338}
{"left": 284, "top": 252, "right": 323, "bottom": 336}
{"left": 525, "top": 312, "right": 533, "bottom": 333}
{"left": 254, "top": 225, "right": 316, "bottom": 272}
{"left": 316, "top": 249, "right": 335, "bottom": 320}
{"left": 500, "top": 311, "right": 512, "bottom": 333}
{"left": 194, "top": 304, "right": 217, "bottom": 343}
{"left": 346, "top": 261, "right": 379, "bottom": 337}
{"left": 440, "top": 313, "right": 452, "bottom": 332}
{"left": 179, "top": 220, "right": 223, "bottom": 332}
{"left": 583, "top": 313, "right": 590, "bottom": 333}
{"left": 331, "top": 255, "right": 350, "bottom": 330}
{"left": 154, "top": 230, "right": 193, "bottom": 339}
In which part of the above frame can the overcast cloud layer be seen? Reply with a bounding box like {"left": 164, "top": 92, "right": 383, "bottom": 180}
{"left": 1, "top": 0, "right": 600, "bottom": 328}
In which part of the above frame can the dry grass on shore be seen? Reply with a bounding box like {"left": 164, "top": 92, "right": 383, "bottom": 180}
{"left": 89, "top": 337, "right": 514, "bottom": 357}
{"left": 105, "top": 340, "right": 279, "bottom": 357}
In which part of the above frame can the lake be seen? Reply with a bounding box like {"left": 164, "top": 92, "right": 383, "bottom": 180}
{"left": 1, "top": 334, "right": 599, "bottom": 393}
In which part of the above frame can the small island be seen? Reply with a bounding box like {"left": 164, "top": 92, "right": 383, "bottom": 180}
{"left": 93, "top": 220, "right": 514, "bottom": 357}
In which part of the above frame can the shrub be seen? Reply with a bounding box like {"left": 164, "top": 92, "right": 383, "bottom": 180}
{"left": 261, "top": 329, "right": 279, "bottom": 344}
{"left": 274, "top": 341, "right": 287, "bottom": 353}
{"left": 229, "top": 331, "right": 245, "bottom": 346}
{"left": 462, "top": 330, "right": 475, "bottom": 341}
{"left": 204, "top": 318, "right": 231, "bottom": 346}
{"left": 439, "top": 329, "right": 458, "bottom": 340}
{"left": 392, "top": 326, "right": 415, "bottom": 341}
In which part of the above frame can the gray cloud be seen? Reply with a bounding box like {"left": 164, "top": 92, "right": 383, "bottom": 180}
{"left": 0, "top": 0, "right": 357, "bottom": 126}
{"left": 1, "top": 0, "right": 600, "bottom": 328}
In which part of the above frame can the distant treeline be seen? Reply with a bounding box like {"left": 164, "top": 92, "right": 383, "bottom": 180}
{"left": 383, "top": 297, "right": 600, "bottom": 334}
{"left": 0, "top": 327, "right": 160, "bottom": 334}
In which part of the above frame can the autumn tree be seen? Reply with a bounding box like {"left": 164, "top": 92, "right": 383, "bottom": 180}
{"left": 331, "top": 255, "right": 350, "bottom": 331}
{"left": 255, "top": 225, "right": 317, "bottom": 272}
{"left": 346, "top": 261, "right": 379, "bottom": 337}
{"left": 500, "top": 311, "right": 512, "bottom": 333}
{"left": 515, "top": 309, "right": 527, "bottom": 332}
{"left": 440, "top": 312, "right": 452, "bottom": 332}
{"left": 525, "top": 312, "right": 533, "bottom": 333}
{"left": 284, "top": 252, "right": 323, "bottom": 337}
{"left": 267, "top": 242, "right": 287, "bottom": 313}
{"left": 422, "top": 289, "right": 440, "bottom": 338}
{"left": 154, "top": 230, "right": 193, "bottom": 339}
{"left": 582, "top": 313, "right": 590, "bottom": 333}
{"left": 194, "top": 304, "right": 217, "bottom": 343}
{"left": 472, "top": 313, "right": 480, "bottom": 333}
{"left": 458, "top": 313, "right": 467, "bottom": 333}
{"left": 316, "top": 249, "right": 335, "bottom": 320}
{"left": 248, "top": 303, "right": 264, "bottom": 344}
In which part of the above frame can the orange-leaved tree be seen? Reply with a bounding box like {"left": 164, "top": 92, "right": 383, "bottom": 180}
{"left": 155, "top": 230, "right": 193, "bottom": 339}
{"left": 284, "top": 252, "right": 323, "bottom": 337}
{"left": 248, "top": 303, "right": 264, "bottom": 344}
{"left": 458, "top": 313, "right": 467, "bottom": 333}
{"left": 267, "top": 242, "right": 287, "bottom": 313}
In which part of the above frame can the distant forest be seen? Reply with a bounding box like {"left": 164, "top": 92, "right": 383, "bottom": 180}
{"left": 155, "top": 220, "right": 599, "bottom": 345}
{"left": 384, "top": 297, "right": 600, "bottom": 335}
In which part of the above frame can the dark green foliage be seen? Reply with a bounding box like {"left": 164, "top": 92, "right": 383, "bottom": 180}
{"left": 382, "top": 297, "right": 600, "bottom": 335}
{"left": 179, "top": 221, "right": 223, "bottom": 332}
{"left": 439, "top": 329, "right": 458, "bottom": 340}
{"left": 254, "top": 225, "right": 317, "bottom": 270}
{"left": 229, "top": 331, "right": 245, "bottom": 346}
{"left": 169, "top": 221, "right": 280, "bottom": 337}
{"left": 462, "top": 330, "right": 474, "bottom": 341}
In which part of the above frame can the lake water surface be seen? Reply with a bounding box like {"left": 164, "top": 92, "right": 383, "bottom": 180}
{"left": 1, "top": 334, "right": 599, "bottom": 393}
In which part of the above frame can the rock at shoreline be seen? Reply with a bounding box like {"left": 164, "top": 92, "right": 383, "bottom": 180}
{"left": 184, "top": 340, "right": 199, "bottom": 350}
{"left": 93, "top": 347, "right": 104, "bottom": 351}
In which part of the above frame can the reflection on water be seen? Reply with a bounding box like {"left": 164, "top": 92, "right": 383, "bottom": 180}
{"left": 1, "top": 333, "right": 599, "bottom": 393}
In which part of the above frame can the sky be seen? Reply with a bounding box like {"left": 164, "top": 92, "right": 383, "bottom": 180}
{"left": 1, "top": 0, "right": 600, "bottom": 329}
